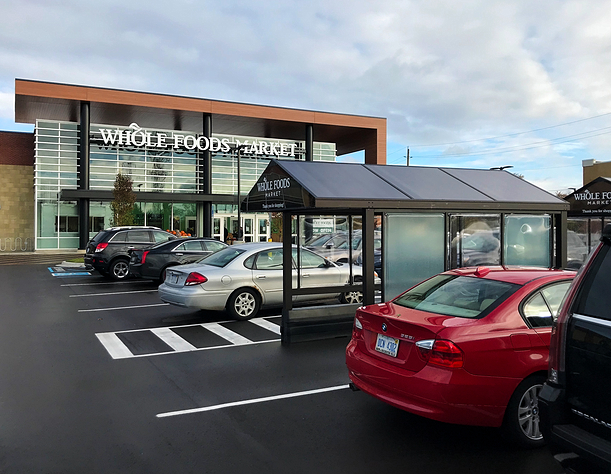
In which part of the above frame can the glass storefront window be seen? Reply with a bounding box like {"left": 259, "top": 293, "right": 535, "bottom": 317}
{"left": 385, "top": 213, "right": 445, "bottom": 300}
{"left": 449, "top": 214, "right": 501, "bottom": 269}
{"left": 567, "top": 218, "right": 589, "bottom": 270}
{"left": 504, "top": 214, "right": 551, "bottom": 267}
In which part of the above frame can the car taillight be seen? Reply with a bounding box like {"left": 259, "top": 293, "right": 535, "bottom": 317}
{"left": 95, "top": 242, "right": 108, "bottom": 252}
{"left": 416, "top": 339, "right": 464, "bottom": 368}
{"left": 141, "top": 251, "right": 149, "bottom": 264}
{"left": 185, "top": 272, "right": 208, "bottom": 286}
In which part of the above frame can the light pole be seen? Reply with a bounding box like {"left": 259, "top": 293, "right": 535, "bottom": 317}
{"left": 235, "top": 144, "right": 245, "bottom": 242}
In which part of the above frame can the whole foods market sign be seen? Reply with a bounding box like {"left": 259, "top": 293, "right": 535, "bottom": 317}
{"left": 567, "top": 178, "right": 611, "bottom": 217}
{"left": 243, "top": 163, "right": 309, "bottom": 211}
{"left": 96, "top": 122, "right": 301, "bottom": 157}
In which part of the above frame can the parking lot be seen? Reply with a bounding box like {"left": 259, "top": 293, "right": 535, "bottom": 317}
{"left": 0, "top": 262, "right": 565, "bottom": 473}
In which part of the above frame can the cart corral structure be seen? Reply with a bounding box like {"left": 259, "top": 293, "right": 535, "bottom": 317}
{"left": 242, "top": 160, "right": 569, "bottom": 344}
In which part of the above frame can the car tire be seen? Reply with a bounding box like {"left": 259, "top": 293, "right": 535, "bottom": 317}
{"left": 502, "top": 374, "right": 546, "bottom": 449}
{"left": 339, "top": 291, "right": 363, "bottom": 304}
{"left": 109, "top": 258, "right": 130, "bottom": 281}
{"left": 227, "top": 288, "right": 260, "bottom": 321}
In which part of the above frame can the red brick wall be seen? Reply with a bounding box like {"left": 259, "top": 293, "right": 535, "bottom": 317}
{"left": 0, "top": 131, "right": 34, "bottom": 166}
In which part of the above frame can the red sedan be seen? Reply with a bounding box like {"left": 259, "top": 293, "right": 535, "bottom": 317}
{"left": 346, "top": 266, "right": 575, "bottom": 448}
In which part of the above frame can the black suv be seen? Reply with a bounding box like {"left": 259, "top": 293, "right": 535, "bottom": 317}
{"left": 540, "top": 224, "right": 611, "bottom": 473}
{"left": 85, "top": 226, "right": 176, "bottom": 280}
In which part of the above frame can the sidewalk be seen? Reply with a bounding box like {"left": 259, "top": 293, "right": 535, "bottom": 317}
{"left": 0, "top": 252, "right": 85, "bottom": 266}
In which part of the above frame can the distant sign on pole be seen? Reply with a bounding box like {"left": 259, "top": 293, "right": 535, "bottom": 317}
{"left": 312, "top": 218, "right": 334, "bottom": 234}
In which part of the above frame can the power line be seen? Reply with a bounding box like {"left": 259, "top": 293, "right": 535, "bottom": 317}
{"left": 409, "top": 111, "right": 611, "bottom": 147}
{"left": 416, "top": 128, "right": 611, "bottom": 159}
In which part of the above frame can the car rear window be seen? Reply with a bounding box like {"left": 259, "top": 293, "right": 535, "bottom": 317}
{"left": 394, "top": 274, "right": 519, "bottom": 318}
{"left": 196, "top": 247, "right": 246, "bottom": 267}
{"left": 574, "top": 244, "right": 611, "bottom": 321}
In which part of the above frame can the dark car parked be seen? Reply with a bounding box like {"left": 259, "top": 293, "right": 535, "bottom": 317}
{"left": 129, "top": 237, "right": 227, "bottom": 282}
{"left": 540, "top": 224, "right": 611, "bottom": 473}
{"left": 85, "top": 226, "right": 176, "bottom": 280}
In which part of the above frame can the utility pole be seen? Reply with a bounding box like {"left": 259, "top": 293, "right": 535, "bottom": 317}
{"left": 406, "top": 147, "right": 410, "bottom": 166}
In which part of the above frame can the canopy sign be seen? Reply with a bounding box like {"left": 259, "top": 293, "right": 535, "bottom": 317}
{"left": 242, "top": 162, "right": 310, "bottom": 211}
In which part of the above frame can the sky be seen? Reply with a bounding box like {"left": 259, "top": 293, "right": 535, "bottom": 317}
{"left": 2, "top": 0, "right": 611, "bottom": 194}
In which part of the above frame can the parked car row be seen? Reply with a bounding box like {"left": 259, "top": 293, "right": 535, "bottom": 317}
{"left": 85, "top": 226, "right": 368, "bottom": 321}
{"left": 84, "top": 226, "right": 227, "bottom": 282}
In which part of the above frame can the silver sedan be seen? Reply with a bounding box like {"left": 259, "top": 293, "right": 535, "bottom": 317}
{"left": 158, "top": 242, "right": 365, "bottom": 320}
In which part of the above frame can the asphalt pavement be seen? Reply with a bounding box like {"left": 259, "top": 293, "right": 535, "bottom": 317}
{"left": 0, "top": 263, "right": 565, "bottom": 473}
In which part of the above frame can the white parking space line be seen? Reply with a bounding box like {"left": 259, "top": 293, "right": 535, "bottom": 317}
{"left": 250, "top": 317, "right": 281, "bottom": 335}
{"left": 70, "top": 289, "right": 157, "bottom": 297}
{"left": 95, "top": 333, "right": 133, "bottom": 359}
{"left": 156, "top": 384, "right": 351, "bottom": 418}
{"left": 79, "top": 303, "right": 170, "bottom": 313}
{"left": 203, "top": 323, "right": 253, "bottom": 345}
{"left": 61, "top": 280, "right": 153, "bottom": 287}
{"left": 150, "top": 327, "right": 197, "bottom": 352}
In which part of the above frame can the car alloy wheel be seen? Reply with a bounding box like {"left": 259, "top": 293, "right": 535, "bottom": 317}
{"left": 110, "top": 259, "right": 130, "bottom": 280}
{"left": 227, "top": 288, "right": 260, "bottom": 321}
{"left": 340, "top": 291, "right": 363, "bottom": 304}
{"left": 503, "top": 375, "right": 545, "bottom": 448}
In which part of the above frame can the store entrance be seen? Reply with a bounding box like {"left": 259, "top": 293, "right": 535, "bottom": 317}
{"left": 214, "top": 213, "right": 269, "bottom": 243}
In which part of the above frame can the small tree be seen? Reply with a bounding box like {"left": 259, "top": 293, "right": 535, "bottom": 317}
{"left": 110, "top": 173, "right": 137, "bottom": 226}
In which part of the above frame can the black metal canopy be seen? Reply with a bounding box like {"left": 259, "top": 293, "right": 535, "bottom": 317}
{"left": 242, "top": 160, "right": 569, "bottom": 213}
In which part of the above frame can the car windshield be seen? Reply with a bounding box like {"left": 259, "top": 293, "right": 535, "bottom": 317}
{"left": 306, "top": 234, "right": 336, "bottom": 246}
{"left": 394, "top": 274, "right": 519, "bottom": 318}
{"left": 195, "top": 247, "right": 246, "bottom": 267}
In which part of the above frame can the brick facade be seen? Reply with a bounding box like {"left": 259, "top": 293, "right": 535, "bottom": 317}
{"left": 0, "top": 132, "right": 35, "bottom": 251}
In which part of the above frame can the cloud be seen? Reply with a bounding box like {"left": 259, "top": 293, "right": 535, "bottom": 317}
{"left": 1, "top": 0, "right": 610, "bottom": 192}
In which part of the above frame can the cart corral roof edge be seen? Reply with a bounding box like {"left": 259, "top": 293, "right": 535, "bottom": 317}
{"left": 242, "top": 160, "right": 570, "bottom": 213}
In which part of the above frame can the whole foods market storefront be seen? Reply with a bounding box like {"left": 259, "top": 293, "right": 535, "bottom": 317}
{"left": 14, "top": 79, "right": 386, "bottom": 250}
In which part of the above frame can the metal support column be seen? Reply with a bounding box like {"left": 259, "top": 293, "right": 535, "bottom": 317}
{"left": 201, "top": 114, "right": 213, "bottom": 237}
{"left": 78, "top": 101, "right": 90, "bottom": 250}
{"left": 362, "top": 208, "right": 375, "bottom": 306}
{"left": 555, "top": 212, "right": 568, "bottom": 269}
{"left": 281, "top": 212, "right": 293, "bottom": 344}
{"left": 305, "top": 124, "right": 313, "bottom": 162}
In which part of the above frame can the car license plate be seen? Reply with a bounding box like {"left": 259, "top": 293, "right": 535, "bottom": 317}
{"left": 169, "top": 272, "right": 178, "bottom": 284}
{"left": 375, "top": 333, "right": 399, "bottom": 357}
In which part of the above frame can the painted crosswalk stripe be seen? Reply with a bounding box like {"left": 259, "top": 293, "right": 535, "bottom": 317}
{"left": 96, "top": 332, "right": 133, "bottom": 359}
{"left": 250, "top": 317, "right": 281, "bottom": 335}
{"left": 150, "top": 327, "right": 197, "bottom": 352}
{"left": 202, "top": 323, "right": 252, "bottom": 345}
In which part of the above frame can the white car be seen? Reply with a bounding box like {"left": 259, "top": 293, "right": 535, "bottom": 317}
{"left": 158, "top": 242, "right": 366, "bottom": 320}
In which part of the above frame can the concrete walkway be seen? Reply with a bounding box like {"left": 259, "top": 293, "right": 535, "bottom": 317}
{"left": 0, "top": 252, "right": 85, "bottom": 266}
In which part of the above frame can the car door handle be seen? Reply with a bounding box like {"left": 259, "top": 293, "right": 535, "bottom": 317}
{"left": 302, "top": 273, "right": 310, "bottom": 278}
{"left": 175, "top": 253, "right": 183, "bottom": 256}
{"left": 256, "top": 275, "right": 266, "bottom": 279}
